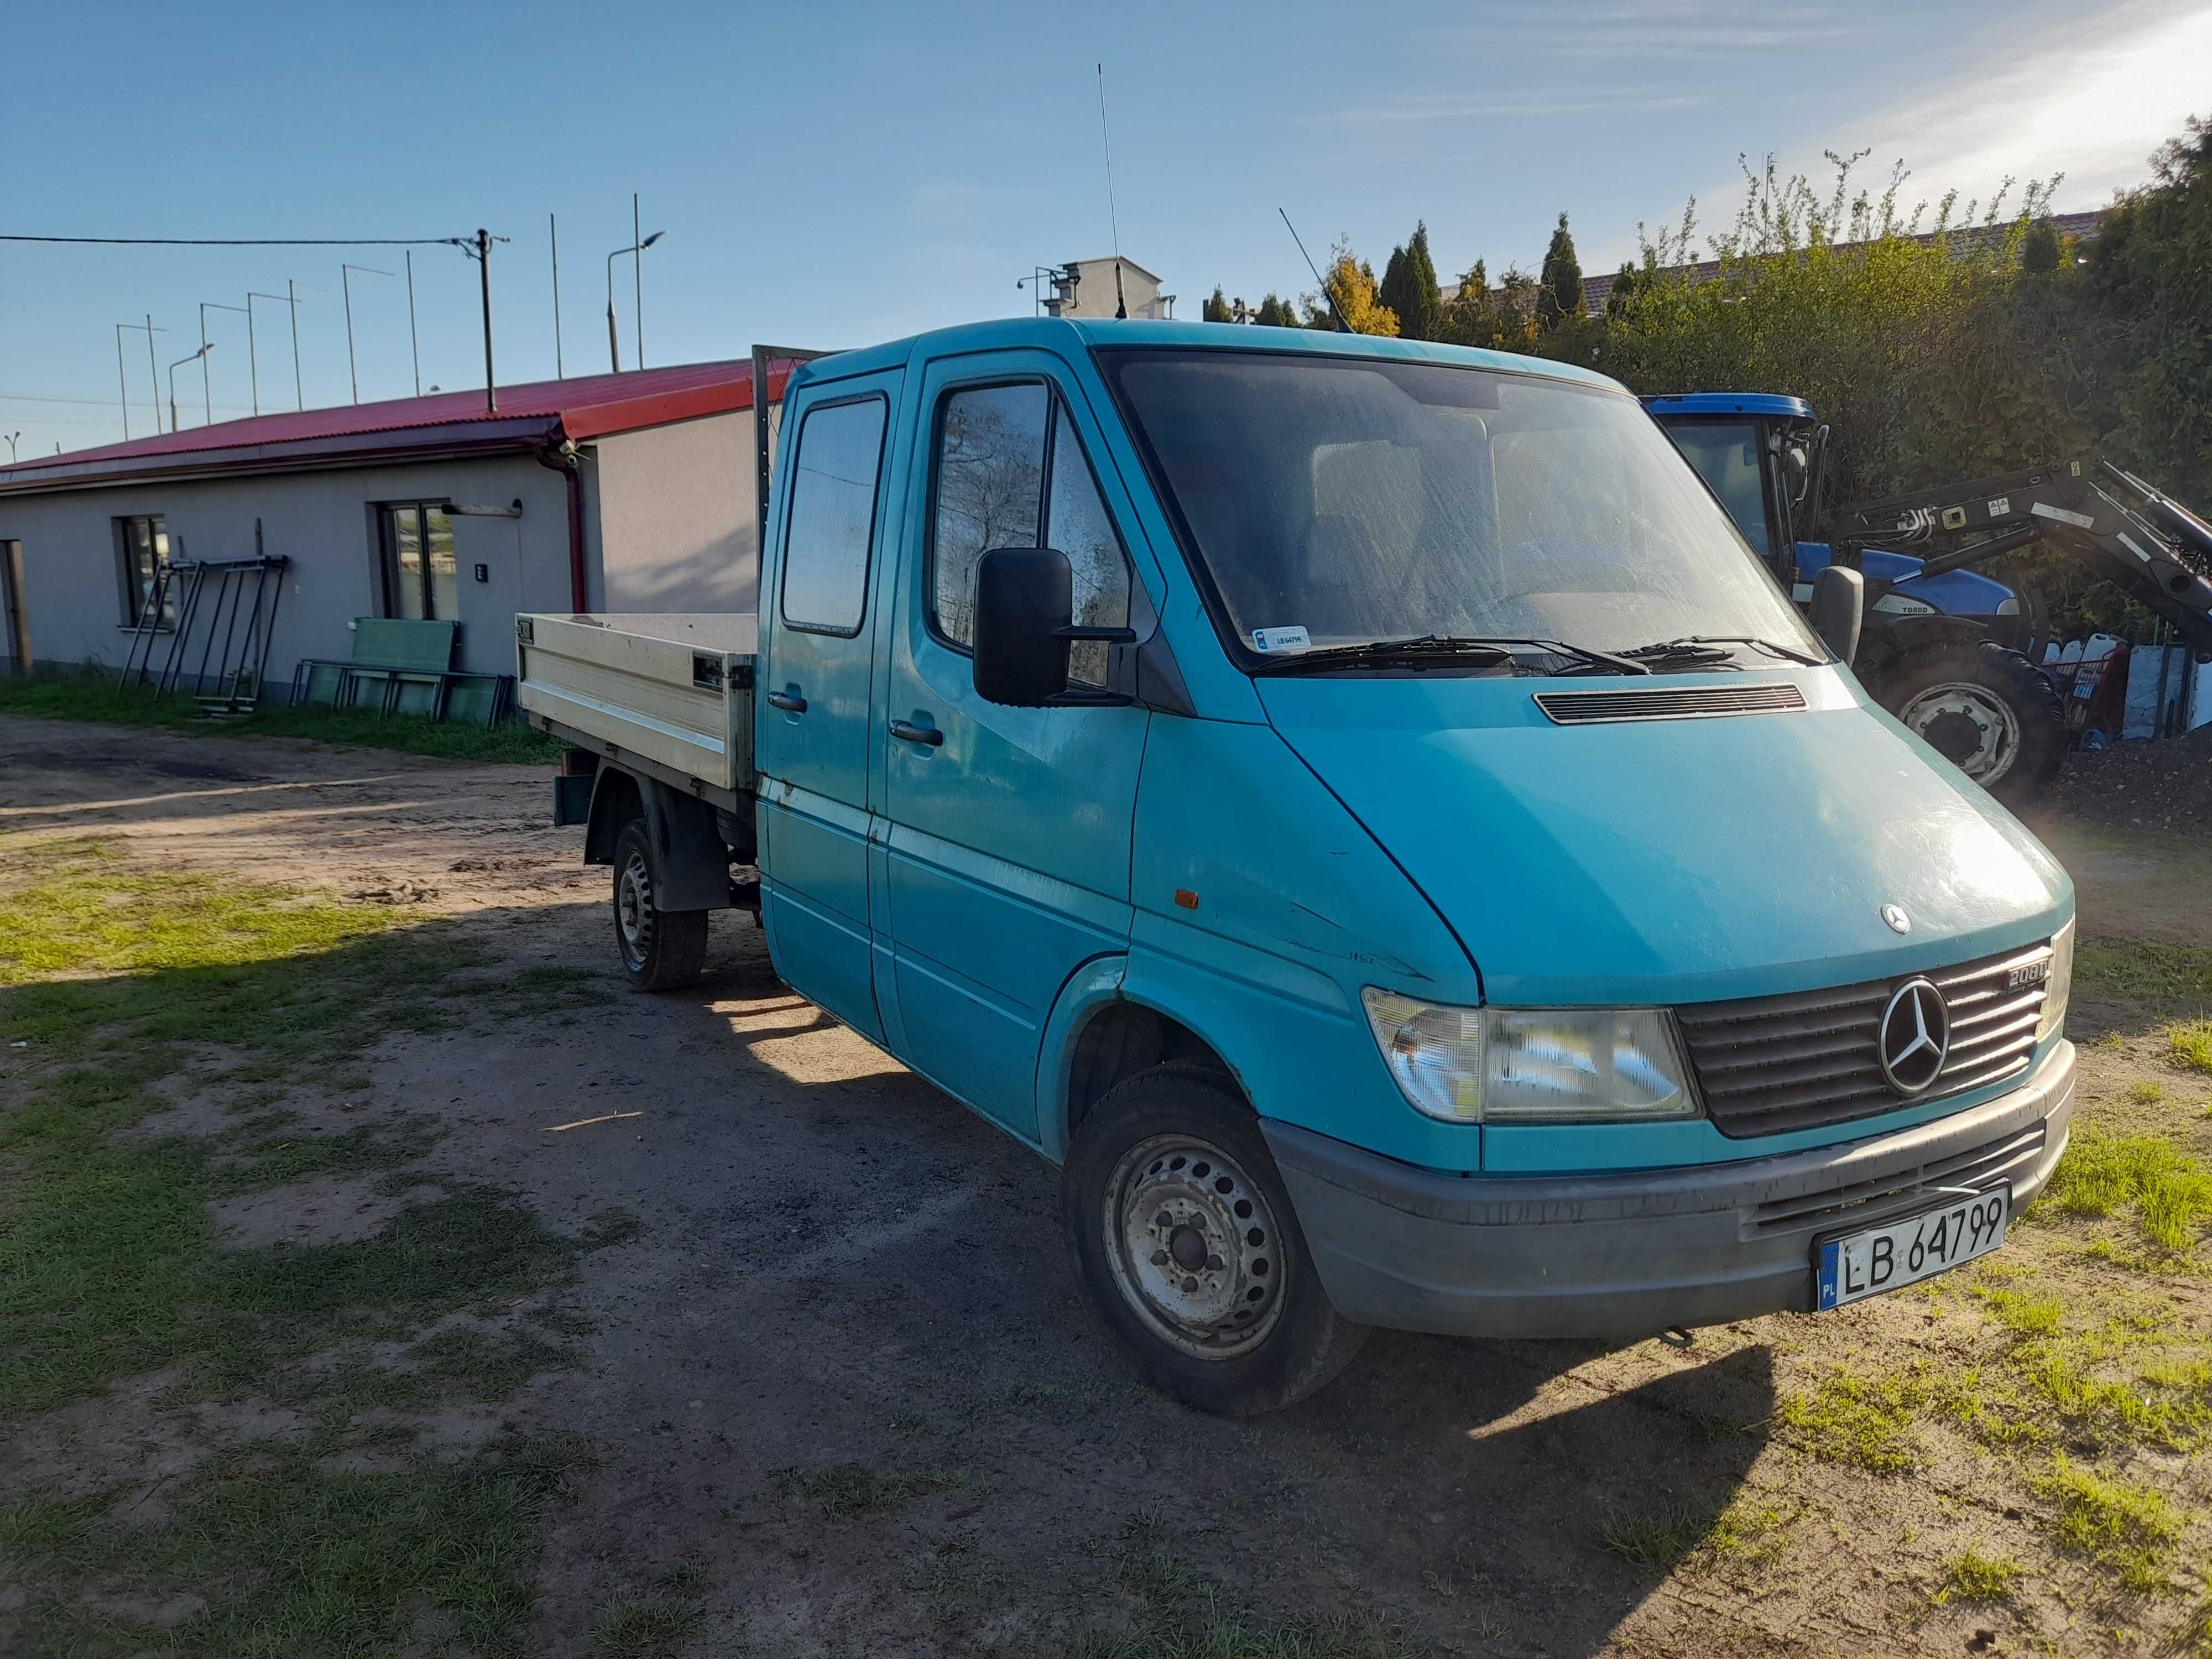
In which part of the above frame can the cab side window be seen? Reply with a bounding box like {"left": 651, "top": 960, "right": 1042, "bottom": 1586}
{"left": 931, "top": 383, "right": 1131, "bottom": 686}
{"left": 780, "top": 396, "right": 888, "bottom": 635}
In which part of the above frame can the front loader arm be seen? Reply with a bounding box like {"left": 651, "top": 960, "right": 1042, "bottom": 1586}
{"left": 1830, "top": 460, "right": 2212, "bottom": 661}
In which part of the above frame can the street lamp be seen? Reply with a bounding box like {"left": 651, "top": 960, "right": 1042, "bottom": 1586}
{"left": 342, "top": 263, "right": 394, "bottom": 404}
{"left": 168, "top": 343, "right": 215, "bottom": 435}
{"left": 4, "top": 433, "right": 19, "bottom": 464}
{"left": 605, "top": 228, "right": 664, "bottom": 373}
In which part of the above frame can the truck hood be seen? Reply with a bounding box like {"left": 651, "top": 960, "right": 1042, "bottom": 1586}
{"left": 1256, "top": 672, "right": 2071, "bottom": 1005}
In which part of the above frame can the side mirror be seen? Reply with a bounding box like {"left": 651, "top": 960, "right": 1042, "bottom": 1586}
{"left": 973, "top": 547, "right": 1073, "bottom": 706}
{"left": 1810, "top": 564, "right": 1864, "bottom": 666}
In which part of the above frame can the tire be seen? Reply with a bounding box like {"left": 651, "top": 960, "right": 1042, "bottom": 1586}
{"left": 1061, "top": 1063, "right": 1370, "bottom": 1416}
{"left": 1870, "top": 639, "right": 2066, "bottom": 807}
{"left": 610, "top": 818, "right": 709, "bottom": 992}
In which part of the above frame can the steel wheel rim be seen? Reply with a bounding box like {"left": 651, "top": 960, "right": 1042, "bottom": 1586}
{"left": 1103, "top": 1133, "right": 1287, "bottom": 1360}
{"left": 615, "top": 849, "right": 655, "bottom": 968}
{"left": 1900, "top": 679, "right": 2021, "bottom": 783}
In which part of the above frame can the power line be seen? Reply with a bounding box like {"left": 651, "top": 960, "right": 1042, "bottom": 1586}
{"left": 1, "top": 234, "right": 471, "bottom": 247}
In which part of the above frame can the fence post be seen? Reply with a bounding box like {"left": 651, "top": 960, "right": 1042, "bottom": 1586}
{"left": 1, "top": 540, "right": 28, "bottom": 675}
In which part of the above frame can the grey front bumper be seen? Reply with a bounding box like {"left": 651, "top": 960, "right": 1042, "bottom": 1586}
{"left": 1264, "top": 1040, "right": 2074, "bottom": 1339}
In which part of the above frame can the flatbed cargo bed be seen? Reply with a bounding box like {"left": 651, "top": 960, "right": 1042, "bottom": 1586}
{"left": 515, "top": 612, "right": 756, "bottom": 806}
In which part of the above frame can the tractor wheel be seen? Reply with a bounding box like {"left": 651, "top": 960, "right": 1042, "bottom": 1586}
{"left": 1870, "top": 639, "right": 2067, "bottom": 807}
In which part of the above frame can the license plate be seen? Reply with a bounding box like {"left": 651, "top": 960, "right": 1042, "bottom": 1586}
{"left": 1816, "top": 1185, "right": 2009, "bottom": 1310}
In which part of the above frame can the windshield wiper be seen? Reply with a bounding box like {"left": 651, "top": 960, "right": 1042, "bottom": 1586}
{"left": 1620, "top": 634, "right": 1823, "bottom": 668}
{"left": 1253, "top": 634, "right": 1652, "bottom": 676}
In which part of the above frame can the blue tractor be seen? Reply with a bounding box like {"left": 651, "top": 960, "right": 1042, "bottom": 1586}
{"left": 1646, "top": 393, "right": 2212, "bottom": 806}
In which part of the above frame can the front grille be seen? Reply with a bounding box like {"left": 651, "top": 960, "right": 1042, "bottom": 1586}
{"left": 1748, "top": 1120, "right": 2047, "bottom": 1234}
{"left": 1678, "top": 942, "right": 2052, "bottom": 1138}
{"left": 1532, "top": 684, "right": 1807, "bottom": 724}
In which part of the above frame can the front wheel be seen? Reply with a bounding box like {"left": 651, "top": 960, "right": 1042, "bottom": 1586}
{"left": 1062, "top": 1063, "right": 1369, "bottom": 1416}
{"left": 1871, "top": 639, "right": 2066, "bottom": 807}
{"left": 611, "top": 818, "right": 709, "bottom": 992}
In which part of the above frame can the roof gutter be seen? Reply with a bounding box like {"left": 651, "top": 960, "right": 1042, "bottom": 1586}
{"left": 534, "top": 435, "right": 589, "bottom": 612}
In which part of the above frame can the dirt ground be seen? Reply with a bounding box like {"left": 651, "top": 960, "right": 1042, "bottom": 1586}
{"left": 4, "top": 715, "right": 2211, "bottom": 1658}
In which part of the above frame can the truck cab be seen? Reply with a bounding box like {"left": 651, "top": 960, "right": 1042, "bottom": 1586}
{"left": 523, "top": 321, "right": 2076, "bottom": 1416}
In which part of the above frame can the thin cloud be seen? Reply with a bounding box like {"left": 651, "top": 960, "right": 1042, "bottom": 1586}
{"left": 1683, "top": 0, "right": 2212, "bottom": 235}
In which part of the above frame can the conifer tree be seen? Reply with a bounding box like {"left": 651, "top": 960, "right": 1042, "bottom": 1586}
{"left": 1537, "top": 212, "right": 1584, "bottom": 330}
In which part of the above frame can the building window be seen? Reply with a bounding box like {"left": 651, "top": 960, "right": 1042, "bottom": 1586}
{"left": 779, "top": 396, "right": 888, "bottom": 635}
{"left": 115, "top": 514, "right": 174, "bottom": 628}
{"left": 378, "top": 503, "right": 458, "bottom": 620}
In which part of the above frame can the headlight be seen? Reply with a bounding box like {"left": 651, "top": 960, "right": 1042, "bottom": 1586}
{"left": 1360, "top": 991, "right": 1699, "bottom": 1124}
{"left": 2036, "top": 919, "right": 2074, "bottom": 1045}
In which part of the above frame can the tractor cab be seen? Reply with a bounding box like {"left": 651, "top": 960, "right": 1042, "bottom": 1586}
{"left": 1645, "top": 394, "right": 2033, "bottom": 653}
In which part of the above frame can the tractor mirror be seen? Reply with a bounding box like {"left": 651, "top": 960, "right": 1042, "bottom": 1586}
{"left": 1810, "top": 565, "right": 1864, "bottom": 666}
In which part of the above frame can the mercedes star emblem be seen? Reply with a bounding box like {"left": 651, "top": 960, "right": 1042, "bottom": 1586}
{"left": 1881, "top": 903, "right": 1912, "bottom": 935}
{"left": 1877, "top": 978, "right": 1951, "bottom": 1095}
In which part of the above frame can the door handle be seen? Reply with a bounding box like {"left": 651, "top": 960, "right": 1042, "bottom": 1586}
{"left": 766, "top": 687, "right": 807, "bottom": 713}
{"left": 889, "top": 718, "right": 943, "bottom": 747}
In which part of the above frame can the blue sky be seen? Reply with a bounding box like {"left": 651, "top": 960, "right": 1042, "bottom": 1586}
{"left": 4, "top": 0, "right": 2206, "bottom": 458}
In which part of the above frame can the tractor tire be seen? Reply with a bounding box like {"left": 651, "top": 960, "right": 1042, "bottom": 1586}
{"left": 1869, "top": 639, "right": 2067, "bottom": 808}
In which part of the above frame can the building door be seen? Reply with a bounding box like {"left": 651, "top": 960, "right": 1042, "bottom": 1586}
{"left": 754, "top": 375, "right": 900, "bottom": 1045}
{"left": 880, "top": 356, "right": 1147, "bottom": 1138}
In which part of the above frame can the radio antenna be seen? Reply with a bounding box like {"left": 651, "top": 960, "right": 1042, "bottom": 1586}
{"left": 1280, "top": 208, "right": 1350, "bottom": 332}
{"left": 1098, "top": 63, "right": 1128, "bottom": 318}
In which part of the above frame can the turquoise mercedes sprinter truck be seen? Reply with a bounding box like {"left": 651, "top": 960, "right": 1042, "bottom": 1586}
{"left": 521, "top": 320, "right": 2076, "bottom": 1416}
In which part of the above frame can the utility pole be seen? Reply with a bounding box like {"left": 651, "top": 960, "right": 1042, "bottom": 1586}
{"left": 550, "top": 213, "right": 564, "bottom": 379}
{"left": 476, "top": 229, "right": 497, "bottom": 413}
{"left": 200, "top": 301, "right": 252, "bottom": 424}
{"left": 342, "top": 263, "right": 393, "bottom": 404}
{"left": 248, "top": 291, "right": 298, "bottom": 416}
{"left": 116, "top": 320, "right": 165, "bottom": 439}
{"left": 405, "top": 251, "right": 421, "bottom": 396}
{"left": 144, "top": 315, "right": 161, "bottom": 433}
{"left": 288, "top": 278, "right": 302, "bottom": 410}
{"left": 116, "top": 325, "right": 132, "bottom": 440}
{"left": 633, "top": 194, "right": 644, "bottom": 372}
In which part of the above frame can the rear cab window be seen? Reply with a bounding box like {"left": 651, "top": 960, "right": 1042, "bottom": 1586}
{"left": 780, "top": 395, "right": 890, "bottom": 635}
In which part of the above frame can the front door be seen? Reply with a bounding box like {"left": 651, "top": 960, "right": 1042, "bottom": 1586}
{"left": 880, "top": 354, "right": 1150, "bottom": 1136}
{"left": 754, "top": 373, "right": 900, "bottom": 1043}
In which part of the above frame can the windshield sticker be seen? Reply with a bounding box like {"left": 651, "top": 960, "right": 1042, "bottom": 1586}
{"left": 1250, "top": 625, "right": 1312, "bottom": 654}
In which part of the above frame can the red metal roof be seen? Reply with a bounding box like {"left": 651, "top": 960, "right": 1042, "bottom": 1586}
{"left": 0, "top": 358, "right": 766, "bottom": 490}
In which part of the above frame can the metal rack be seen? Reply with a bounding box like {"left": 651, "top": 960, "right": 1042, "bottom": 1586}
{"left": 118, "top": 553, "right": 290, "bottom": 716}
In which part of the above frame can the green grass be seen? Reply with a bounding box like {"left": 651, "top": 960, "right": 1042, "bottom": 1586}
{"left": 2168, "top": 1021, "right": 2212, "bottom": 1077}
{"left": 2041, "top": 1130, "right": 2212, "bottom": 1255}
{"left": 592, "top": 1593, "right": 707, "bottom": 1658}
{"left": 0, "top": 837, "right": 613, "bottom": 1653}
{"left": 1934, "top": 1546, "right": 2023, "bottom": 1605}
{"left": 2075, "top": 940, "right": 2212, "bottom": 1003}
{"left": 1777, "top": 1366, "right": 1931, "bottom": 1474}
{"left": 0, "top": 661, "right": 562, "bottom": 763}
{"left": 1601, "top": 1494, "right": 1785, "bottom": 1574}
{"left": 2037, "top": 1455, "right": 2183, "bottom": 1595}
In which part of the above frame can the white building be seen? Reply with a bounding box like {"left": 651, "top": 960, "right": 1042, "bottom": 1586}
{"left": 1041, "top": 258, "right": 1174, "bottom": 321}
{"left": 0, "top": 362, "right": 778, "bottom": 688}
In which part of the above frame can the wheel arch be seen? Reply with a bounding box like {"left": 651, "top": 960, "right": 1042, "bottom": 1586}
{"left": 1034, "top": 959, "right": 1246, "bottom": 1165}
{"left": 583, "top": 764, "right": 729, "bottom": 911}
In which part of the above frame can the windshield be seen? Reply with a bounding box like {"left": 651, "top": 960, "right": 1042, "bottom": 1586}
{"left": 1663, "top": 419, "right": 1771, "bottom": 556}
{"left": 1103, "top": 351, "right": 1819, "bottom": 666}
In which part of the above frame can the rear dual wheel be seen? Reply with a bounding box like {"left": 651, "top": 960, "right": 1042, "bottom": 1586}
{"left": 1062, "top": 1064, "right": 1369, "bottom": 1416}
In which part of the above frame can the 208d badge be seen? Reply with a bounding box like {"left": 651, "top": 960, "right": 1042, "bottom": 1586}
{"left": 1878, "top": 979, "right": 1951, "bottom": 1094}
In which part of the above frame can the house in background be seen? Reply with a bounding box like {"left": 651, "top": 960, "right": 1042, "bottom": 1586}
{"left": 0, "top": 361, "right": 780, "bottom": 688}
{"left": 1040, "top": 257, "right": 1175, "bottom": 321}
